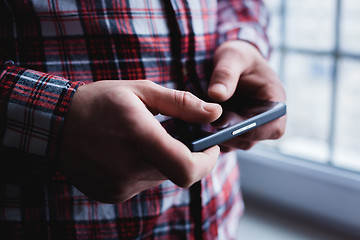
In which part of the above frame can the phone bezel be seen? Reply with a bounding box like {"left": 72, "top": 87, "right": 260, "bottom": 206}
{"left": 161, "top": 100, "right": 286, "bottom": 151}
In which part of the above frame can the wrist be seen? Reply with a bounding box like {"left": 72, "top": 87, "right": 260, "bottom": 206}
{"left": 215, "top": 40, "right": 263, "bottom": 72}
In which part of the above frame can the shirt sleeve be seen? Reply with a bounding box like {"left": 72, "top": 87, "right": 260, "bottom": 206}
{"left": 217, "top": 0, "right": 271, "bottom": 58}
{"left": 0, "top": 61, "right": 83, "bottom": 182}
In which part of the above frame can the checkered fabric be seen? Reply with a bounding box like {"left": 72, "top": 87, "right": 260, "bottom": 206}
{"left": 0, "top": 0, "right": 270, "bottom": 239}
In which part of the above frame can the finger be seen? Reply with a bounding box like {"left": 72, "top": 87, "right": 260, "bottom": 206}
{"left": 219, "top": 145, "right": 236, "bottom": 153}
{"left": 208, "top": 43, "right": 253, "bottom": 102}
{"left": 136, "top": 115, "right": 220, "bottom": 187}
{"left": 236, "top": 70, "right": 286, "bottom": 102}
{"left": 208, "top": 53, "right": 243, "bottom": 102}
{"left": 148, "top": 129, "right": 220, "bottom": 187}
{"left": 133, "top": 81, "right": 222, "bottom": 123}
{"left": 220, "top": 139, "right": 258, "bottom": 151}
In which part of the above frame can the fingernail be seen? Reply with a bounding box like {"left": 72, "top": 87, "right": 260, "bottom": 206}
{"left": 210, "top": 83, "right": 227, "bottom": 96}
{"left": 203, "top": 102, "right": 221, "bottom": 113}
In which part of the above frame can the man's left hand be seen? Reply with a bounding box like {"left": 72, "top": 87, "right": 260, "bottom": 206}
{"left": 208, "top": 40, "right": 287, "bottom": 151}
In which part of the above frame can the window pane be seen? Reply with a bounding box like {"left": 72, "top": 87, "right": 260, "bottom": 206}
{"left": 333, "top": 58, "right": 360, "bottom": 171}
{"left": 277, "top": 53, "right": 333, "bottom": 162}
{"left": 285, "top": 0, "right": 336, "bottom": 51}
{"left": 340, "top": 0, "right": 360, "bottom": 54}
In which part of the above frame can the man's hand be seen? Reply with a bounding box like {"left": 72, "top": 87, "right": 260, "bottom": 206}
{"left": 60, "top": 80, "right": 222, "bottom": 203}
{"left": 208, "top": 40, "right": 287, "bottom": 151}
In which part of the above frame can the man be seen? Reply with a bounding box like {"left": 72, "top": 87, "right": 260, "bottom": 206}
{"left": 0, "top": 0, "right": 286, "bottom": 239}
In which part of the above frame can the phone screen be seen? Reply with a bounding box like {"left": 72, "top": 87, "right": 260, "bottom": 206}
{"left": 161, "top": 98, "right": 286, "bottom": 151}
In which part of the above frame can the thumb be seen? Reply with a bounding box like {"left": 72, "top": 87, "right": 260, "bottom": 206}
{"left": 126, "top": 82, "right": 221, "bottom": 186}
{"left": 208, "top": 41, "right": 253, "bottom": 102}
{"left": 134, "top": 81, "right": 222, "bottom": 123}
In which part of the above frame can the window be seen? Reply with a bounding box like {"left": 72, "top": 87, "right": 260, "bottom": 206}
{"left": 238, "top": 1, "right": 360, "bottom": 236}
{"left": 263, "top": 0, "right": 360, "bottom": 172}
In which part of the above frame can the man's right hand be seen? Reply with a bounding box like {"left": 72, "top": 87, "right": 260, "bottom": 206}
{"left": 59, "top": 80, "right": 222, "bottom": 203}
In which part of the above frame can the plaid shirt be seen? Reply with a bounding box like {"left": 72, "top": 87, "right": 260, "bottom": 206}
{"left": 0, "top": 0, "right": 270, "bottom": 239}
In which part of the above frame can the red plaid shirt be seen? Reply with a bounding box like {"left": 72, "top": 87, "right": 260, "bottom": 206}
{"left": 0, "top": 0, "right": 270, "bottom": 239}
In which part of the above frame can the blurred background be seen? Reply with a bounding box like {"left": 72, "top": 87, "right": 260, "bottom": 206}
{"left": 237, "top": 0, "right": 360, "bottom": 239}
{"left": 265, "top": 0, "right": 360, "bottom": 172}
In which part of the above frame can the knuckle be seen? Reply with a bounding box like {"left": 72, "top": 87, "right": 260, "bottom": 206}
{"left": 244, "top": 143, "right": 255, "bottom": 150}
{"left": 174, "top": 90, "right": 196, "bottom": 107}
{"left": 214, "top": 65, "right": 235, "bottom": 80}
{"left": 270, "top": 127, "right": 285, "bottom": 139}
{"left": 240, "top": 142, "right": 255, "bottom": 150}
{"left": 269, "top": 118, "right": 286, "bottom": 139}
{"left": 142, "top": 80, "right": 157, "bottom": 87}
{"left": 138, "top": 80, "right": 157, "bottom": 91}
{"left": 175, "top": 163, "right": 198, "bottom": 188}
{"left": 177, "top": 177, "right": 196, "bottom": 188}
{"left": 243, "top": 130, "right": 257, "bottom": 139}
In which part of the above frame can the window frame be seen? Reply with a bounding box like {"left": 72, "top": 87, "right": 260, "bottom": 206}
{"left": 272, "top": 0, "right": 360, "bottom": 168}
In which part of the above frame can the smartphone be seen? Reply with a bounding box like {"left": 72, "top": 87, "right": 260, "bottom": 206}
{"left": 161, "top": 97, "right": 286, "bottom": 152}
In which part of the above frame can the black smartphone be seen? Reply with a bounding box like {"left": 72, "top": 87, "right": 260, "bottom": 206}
{"left": 161, "top": 97, "right": 286, "bottom": 152}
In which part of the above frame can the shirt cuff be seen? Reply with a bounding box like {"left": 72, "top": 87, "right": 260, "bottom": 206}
{"left": 0, "top": 62, "right": 83, "bottom": 179}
